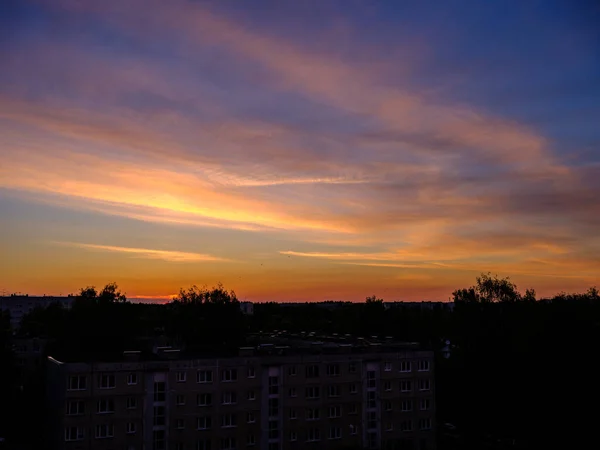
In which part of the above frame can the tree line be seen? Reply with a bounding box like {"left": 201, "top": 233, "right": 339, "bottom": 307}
{"left": 3, "top": 274, "right": 599, "bottom": 449}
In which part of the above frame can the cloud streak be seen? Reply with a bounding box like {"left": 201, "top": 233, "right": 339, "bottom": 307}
{"left": 55, "top": 242, "right": 227, "bottom": 263}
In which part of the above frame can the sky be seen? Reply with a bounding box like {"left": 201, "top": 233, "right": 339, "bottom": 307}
{"left": 1, "top": 0, "right": 599, "bottom": 302}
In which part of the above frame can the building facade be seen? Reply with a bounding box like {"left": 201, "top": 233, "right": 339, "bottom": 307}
{"left": 47, "top": 342, "right": 435, "bottom": 450}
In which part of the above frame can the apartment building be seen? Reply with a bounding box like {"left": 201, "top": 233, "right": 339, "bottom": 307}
{"left": 47, "top": 338, "right": 435, "bottom": 450}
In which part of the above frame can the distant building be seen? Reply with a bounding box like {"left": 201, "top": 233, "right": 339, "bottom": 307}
{"left": 239, "top": 301, "right": 254, "bottom": 315}
{"left": 0, "top": 296, "right": 74, "bottom": 330}
{"left": 46, "top": 337, "right": 436, "bottom": 450}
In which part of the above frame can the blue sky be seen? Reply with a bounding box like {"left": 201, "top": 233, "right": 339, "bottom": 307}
{"left": 0, "top": 0, "right": 598, "bottom": 300}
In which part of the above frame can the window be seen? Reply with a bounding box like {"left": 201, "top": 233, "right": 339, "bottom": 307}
{"left": 368, "top": 432, "right": 377, "bottom": 449}
{"left": 306, "top": 365, "right": 319, "bottom": 378}
{"left": 177, "top": 371, "right": 187, "bottom": 382}
{"left": 419, "top": 379, "right": 431, "bottom": 391}
{"left": 401, "top": 400, "right": 413, "bottom": 412}
{"left": 197, "top": 370, "right": 213, "bottom": 383}
{"left": 400, "top": 380, "right": 412, "bottom": 392}
{"left": 306, "top": 408, "right": 320, "bottom": 420}
{"left": 348, "top": 403, "right": 358, "bottom": 415}
{"left": 349, "top": 362, "right": 357, "bottom": 373}
{"left": 176, "top": 418, "right": 185, "bottom": 429}
{"left": 268, "top": 376, "right": 279, "bottom": 395}
{"left": 307, "top": 428, "right": 320, "bottom": 442}
{"left": 368, "top": 411, "right": 377, "bottom": 429}
{"left": 384, "top": 380, "right": 392, "bottom": 391}
{"left": 305, "top": 386, "right": 320, "bottom": 399}
{"left": 289, "top": 387, "right": 297, "bottom": 397}
{"left": 367, "top": 370, "right": 376, "bottom": 388}
{"left": 154, "top": 406, "right": 166, "bottom": 426}
{"left": 221, "top": 392, "right": 237, "bottom": 405}
{"left": 175, "top": 443, "right": 185, "bottom": 450}
{"left": 367, "top": 391, "right": 376, "bottom": 408}
{"left": 327, "top": 384, "right": 341, "bottom": 397}
{"left": 247, "top": 390, "right": 256, "bottom": 400}
{"left": 384, "top": 400, "right": 392, "bottom": 411}
{"left": 247, "top": 434, "right": 255, "bottom": 446}
{"left": 220, "top": 438, "right": 236, "bottom": 450}
{"left": 386, "top": 422, "right": 394, "bottom": 431}
{"left": 221, "top": 369, "right": 237, "bottom": 382}
{"left": 66, "top": 400, "right": 85, "bottom": 416}
{"left": 197, "top": 416, "right": 212, "bottom": 430}
{"left": 350, "top": 424, "right": 358, "bottom": 435}
{"left": 268, "top": 443, "right": 278, "bottom": 450}
{"left": 221, "top": 413, "right": 237, "bottom": 428}
{"left": 99, "top": 374, "right": 115, "bottom": 389}
{"left": 418, "top": 360, "right": 430, "bottom": 372}
{"left": 127, "top": 373, "right": 138, "bottom": 385}
{"left": 329, "top": 427, "right": 342, "bottom": 440}
{"left": 400, "top": 361, "right": 411, "bottom": 372}
{"left": 328, "top": 405, "right": 341, "bottom": 418}
{"left": 127, "top": 422, "right": 136, "bottom": 434}
{"left": 384, "top": 361, "right": 392, "bottom": 371}
{"left": 289, "top": 408, "right": 297, "bottom": 419}
{"left": 288, "top": 365, "right": 296, "bottom": 376}
{"left": 247, "top": 412, "right": 255, "bottom": 423}
{"left": 247, "top": 366, "right": 255, "bottom": 378}
{"left": 95, "top": 424, "right": 114, "bottom": 439}
{"left": 197, "top": 440, "right": 211, "bottom": 450}
{"left": 420, "top": 398, "right": 431, "bottom": 410}
{"left": 268, "top": 420, "right": 279, "bottom": 439}
{"left": 326, "top": 364, "right": 340, "bottom": 376}
{"left": 126, "top": 396, "right": 137, "bottom": 409}
{"left": 154, "top": 430, "right": 166, "bottom": 450}
{"left": 290, "top": 431, "right": 297, "bottom": 441}
{"left": 97, "top": 399, "right": 114, "bottom": 414}
{"left": 154, "top": 382, "right": 166, "bottom": 401}
{"left": 401, "top": 420, "right": 413, "bottom": 432}
{"left": 307, "top": 408, "right": 320, "bottom": 420}
{"left": 268, "top": 398, "right": 279, "bottom": 416}
{"left": 198, "top": 393, "right": 212, "bottom": 406}
{"left": 350, "top": 383, "right": 358, "bottom": 394}
{"left": 64, "top": 427, "right": 84, "bottom": 441}
{"left": 176, "top": 394, "right": 186, "bottom": 405}
{"left": 419, "top": 418, "right": 432, "bottom": 430}
{"left": 67, "top": 375, "right": 86, "bottom": 391}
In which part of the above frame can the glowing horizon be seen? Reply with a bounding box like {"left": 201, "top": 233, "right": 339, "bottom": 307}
{"left": 1, "top": 0, "right": 598, "bottom": 301}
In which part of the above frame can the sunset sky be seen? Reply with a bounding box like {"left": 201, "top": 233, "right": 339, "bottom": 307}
{"left": 1, "top": 0, "right": 599, "bottom": 301}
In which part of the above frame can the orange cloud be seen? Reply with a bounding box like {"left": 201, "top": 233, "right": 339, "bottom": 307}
{"left": 56, "top": 242, "right": 227, "bottom": 263}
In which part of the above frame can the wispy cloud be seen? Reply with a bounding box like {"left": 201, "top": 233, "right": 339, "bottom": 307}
{"left": 56, "top": 242, "right": 227, "bottom": 263}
